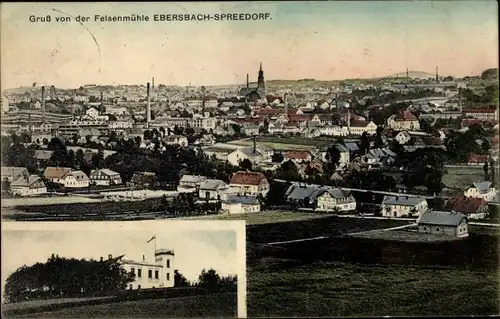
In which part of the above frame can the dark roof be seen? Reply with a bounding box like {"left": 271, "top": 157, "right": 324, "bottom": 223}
{"left": 417, "top": 211, "right": 467, "bottom": 226}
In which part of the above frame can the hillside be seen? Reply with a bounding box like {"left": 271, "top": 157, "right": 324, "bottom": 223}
{"left": 386, "top": 71, "right": 436, "bottom": 79}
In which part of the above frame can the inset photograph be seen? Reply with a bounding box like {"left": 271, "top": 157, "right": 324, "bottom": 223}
{"left": 1, "top": 221, "right": 246, "bottom": 318}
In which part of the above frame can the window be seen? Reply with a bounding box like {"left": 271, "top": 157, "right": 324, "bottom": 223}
{"left": 423, "top": 227, "right": 427, "bottom": 231}
{"left": 129, "top": 284, "right": 133, "bottom": 290}
{"left": 138, "top": 285, "right": 141, "bottom": 289}
{"left": 436, "top": 227, "right": 440, "bottom": 231}
{"left": 155, "top": 270, "right": 159, "bottom": 279}
{"left": 137, "top": 268, "right": 142, "bottom": 278}
{"left": 167, "top": 273, "right": 170, "bottom": 281}
{"left": 131, "top": 267, "right": 135, "bottom": 276}
{"left": 167, "top": 260, "right": 170, "bottom": 268}
{"left": 148, "top": 269, "right": 152, "bottom": 279}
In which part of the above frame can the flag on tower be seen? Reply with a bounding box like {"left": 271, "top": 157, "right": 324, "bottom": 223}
{"left": 147, "top": 235, "right": 156, "bottom": 243}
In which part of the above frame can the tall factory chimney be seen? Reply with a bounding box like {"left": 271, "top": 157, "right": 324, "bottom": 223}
{"left": 406, "top": 68, "right": 409, "bottom": 82}
{"left": 284, "top": 93, "right": 288, "bottom": 115}
{"left": 245, "top": 74, "right": 249, "bottom": 104}
{"left": 100, "top": 91, "right": 103, "bottom": 104}
{"left": 152, "top": 77, "right": 155, "bottom": 101}
{"left": 435, "top": 66, "right": 439, "bottom": 83}
{"left": 146, "top": 82, "right": 151, "bottom": 126}
{"left": 41, "top": 86, "right": 46, "bottom": 124}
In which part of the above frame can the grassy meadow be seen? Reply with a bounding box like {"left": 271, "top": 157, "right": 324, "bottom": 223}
{"left": 5, "top": 293, "right": 237, "bottom": 318}
{"left": 247, "top": 260, "right": 499, "bottom": 317}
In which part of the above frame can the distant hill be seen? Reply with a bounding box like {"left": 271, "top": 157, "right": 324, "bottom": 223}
{"left": 386, "top": 71, "right": 436, "bottom": 79}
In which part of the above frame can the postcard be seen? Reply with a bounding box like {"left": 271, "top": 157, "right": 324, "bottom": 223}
{"left": 1, "top": 1, "right": 499, "bottom": 318}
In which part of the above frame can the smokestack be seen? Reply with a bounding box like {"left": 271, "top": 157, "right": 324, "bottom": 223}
{"left": 142, "top": 255, "right": 145, "bottom": 261}
{"left": 284, "top": 93, "right": 288, "bottom": 115}
{"left": 406, "top": 68, "right": 409, "bottom": 82}
{"left": 100, "top": 91, "right": 103, "bottom": 104}
{"left": 146, "top": 82, "right": 151, "bottom": 125}
{"left": 152, "top": 77, "right": 155, "bottom": 102}
{"left": 436, "top": 66, "right": 439, "bottom": 83}
{"left": 246, "top": 74, "right": 249, "bottom": 90}
{"left": 41, "top": 86, "right": 46, "bottom": 124}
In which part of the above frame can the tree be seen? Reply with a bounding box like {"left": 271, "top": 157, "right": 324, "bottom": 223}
{"left": 197, "top": 268, "right": 221, "bottom": 293}
{"left": 483, "top": 162, "right": 490, "bottom": 181}
{"left": 4, "top": 255, "right": 134, "bottom": 303}
{"left": 271, "top": 152, "right": 284, "bottom": 163}
{"left": 174, "top": 270, "right": 191, "bottom": 287}
{"left": 239, "top": 158, "right": 253, "bottom": 170}
{"left": 325, "top": 145, "right": 341, "bottom": 168}
{"left": 359, "top": 132, "right": 370, "bottom": 155}
{"left": 374, "top": 126, "right": 384, "bottom": 148}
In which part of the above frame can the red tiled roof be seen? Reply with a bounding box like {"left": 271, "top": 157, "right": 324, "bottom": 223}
{"left": 461, "top": 119, "right": 483, "bottom": 128}
{"left": 233, "top": 118, "right": 263, "bottom": 125}
{"left": 463, "top": 108, "right": 497, "bottom": 114}
{"left": 468, "top": 154, "right": 489, "bottom": 163}
{"left": 254, "top": 108, "right": 282, "bottom": 116}
{"left": 230, "top": 171, "right": 267, "bottom": 186}
{"left": 285, "top": 151, "right": 311, "bottom": 160}
{"left": 350, "top": 120, "right": 372, "bottom": 127}
{"left": 288, "top": 114, "right": 313, "bottom": 122}
{"left": 394, "top": 111, "right": 418, "bottom": 121}
{"left": 265, "top": 95, "right": 282, "bottom": 103}
{"left": 445, "top": 197, "right": 487, "bottom": 214}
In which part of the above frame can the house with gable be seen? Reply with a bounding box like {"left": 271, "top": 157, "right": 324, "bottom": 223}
{"left": 315, "top": 187, "right": 356, "bottom": 212}
{"left": 445, "top": 196, "right": 489, "bottom": 220}
{"left": 417, "top": 211, "right": 469, "bottom": 238}
{"left": 177, "top": 175, "right": 208, "bottom": 193}
{"left": 229, "top": 171, "right": 269, "bottom": 196}
{"left": 463, "top": 181, "right": 497, "bottom": 201}
{"left": 198, "top": 179, "right": 230, "bottom": 200}
{"left": 387, "top": 111, "right": 420, "bottom": 131}
{"left": 381, "top": 195, "right": 428, "bottom": 218}
{"left": 10, "top": 175, "right": 47, "bottom": 196}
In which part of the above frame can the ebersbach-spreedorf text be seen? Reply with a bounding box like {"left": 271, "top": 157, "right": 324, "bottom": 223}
{"left": 93, "top": 13, "right": 272, "bottom": 22}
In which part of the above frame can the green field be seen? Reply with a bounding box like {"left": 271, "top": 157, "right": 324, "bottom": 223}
{"left": 197, "top": 211, "right": 337, "bottom": 225}
{"left": 7, "top": 293, "right": 237, "bottom": 318}
{"left": 247, "top": 260, "right": 499, "bottom": 317}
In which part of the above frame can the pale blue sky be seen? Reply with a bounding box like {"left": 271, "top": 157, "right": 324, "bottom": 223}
{"left": 1, "top": 1, "right": 498, "bottom": 88}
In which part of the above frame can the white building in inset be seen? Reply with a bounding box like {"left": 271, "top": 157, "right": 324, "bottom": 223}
{"left": 119, "top": 248, "right": 175, "bottom": 290}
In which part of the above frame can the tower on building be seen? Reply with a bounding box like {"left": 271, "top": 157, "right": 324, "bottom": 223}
{"left": 257, "top": 62, "right": 265, "bottom": 95}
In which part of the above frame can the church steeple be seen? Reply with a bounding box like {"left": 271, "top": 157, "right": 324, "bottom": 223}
{"left": 257, "top": 62, "right": 265, "bottom": 95}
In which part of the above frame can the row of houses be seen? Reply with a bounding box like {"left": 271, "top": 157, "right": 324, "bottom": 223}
{"left": 1, "top": 166, "right": 123, "bottom": 196}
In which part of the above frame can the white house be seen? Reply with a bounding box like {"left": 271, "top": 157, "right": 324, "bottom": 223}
{"left": 417, "top": 211, "right": 469, "bottom": 238}
{"left": 198, "top": 179, "right": 230, "bottom": 200}
{"left": 90, "top": 169, "right": 122, "bottom": 186}
{"left": 10, "top": 175, "right": 47, "bottom": 196}
{"left": 395, "top": 131, "right": 412, "bottom": 145}
{"left": 464, "top": 181, "right": 497, "bottom": 201}
{"left": 315, "top": 188, "right": 356, "bottom": 212}
{"left": 178, "top": 175, "right": 207, "bottom": 193}
{"left": 62, "top": 170, "right": 90, "bottom": 188}
{"left": 387, "top": 111, "right": 420, "bottom": 131}
{"left": 1, "top": 166, "right": 29, "bottom": 182}
{"left": 348, "top": 121, "right": 378, "bottom": 135}
{"left": 164, "top": 135, "right": 188, "bottom": 147}
{"left": 229, "top": 171, "right": 270, "bottom": 196}
{"left": 381, "top": 196, "right": 428, "bottom": 218}
{"left": 221, "top": 195, "right": 261, "bottom": 214}
{"left": 120, "top": 248, "right": 175, "bottom": 290}
{"left": 43, "top": 167, "right": 73, "bottom": 184}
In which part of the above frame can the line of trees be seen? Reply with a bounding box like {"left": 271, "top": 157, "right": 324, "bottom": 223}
{"left": 174, "top": 269, "right": 237, "bottom": 293}
{"left": 4, "top": 254, "right": 134, "bottom": 303}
